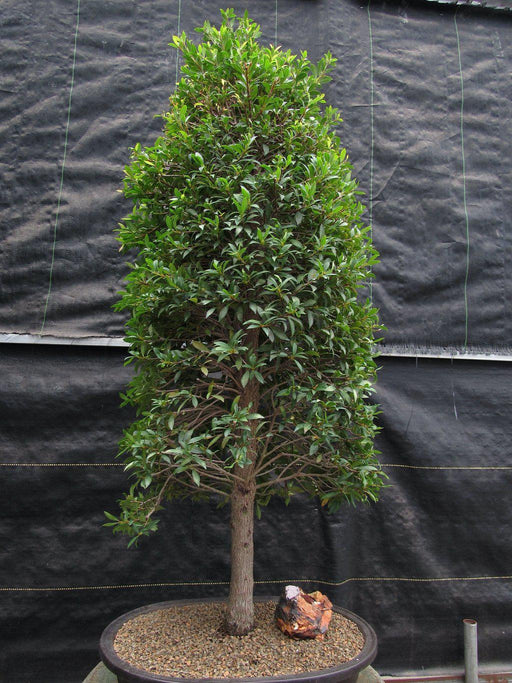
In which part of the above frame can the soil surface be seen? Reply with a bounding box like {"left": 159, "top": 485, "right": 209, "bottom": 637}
{"left": 113, "top": 601, "right": 364, "bottom": 679}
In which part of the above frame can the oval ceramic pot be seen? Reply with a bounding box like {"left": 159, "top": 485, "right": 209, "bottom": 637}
{"left": 99, "top": 597, "right": 377, "bottom": 683}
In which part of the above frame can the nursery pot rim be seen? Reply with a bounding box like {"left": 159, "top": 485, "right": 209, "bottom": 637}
{"left": 99, "top": 596, "right": 377, "bottom": 683}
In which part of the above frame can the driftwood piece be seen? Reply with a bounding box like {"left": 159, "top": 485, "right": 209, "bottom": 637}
{"left": 275, "top": 585, "right": 333, "bottom": 640}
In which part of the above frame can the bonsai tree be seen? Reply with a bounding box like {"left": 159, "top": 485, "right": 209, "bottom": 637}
{"left": 106, "top": 9, "right": 384, "bottom": 637}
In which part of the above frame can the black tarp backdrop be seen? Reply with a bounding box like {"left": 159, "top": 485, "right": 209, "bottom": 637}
{"left": 2, "top": 348, "right": 511, "bottom": 680}
{"left": 2, "top": 0, "right": 512, "bottom": 350}
{"left": 1, "top": 0, "right": 511, "bottom": 681}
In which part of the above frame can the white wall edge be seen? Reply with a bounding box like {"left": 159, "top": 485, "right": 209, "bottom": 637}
{"left": 1, "top": 333, "right": 512, "bottom": 362}
{"left": 377, "top": 346, "right": 512, "bottom": 362}
{"left": 0, "top": 333, "right": 128, "bottom": 348}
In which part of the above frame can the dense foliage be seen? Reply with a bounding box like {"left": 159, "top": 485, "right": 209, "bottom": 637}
{"left": 107, "top": 10, "right": 384, "bottom": 548}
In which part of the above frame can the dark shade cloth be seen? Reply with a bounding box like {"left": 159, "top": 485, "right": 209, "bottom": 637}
{"left": 1, "top": 0, "right": 511, "bottom": 352}
{"left": 0, "top": 346, "right": 510, "bottom": 680}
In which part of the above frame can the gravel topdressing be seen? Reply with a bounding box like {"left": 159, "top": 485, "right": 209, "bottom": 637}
{"left": 113, "top": 601, "right": 364, "bottom": 679}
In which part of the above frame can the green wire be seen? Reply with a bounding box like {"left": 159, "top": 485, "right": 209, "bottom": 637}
{"left": 40, "top": 0, "right": 81, "bottom": 334}
{"left": 275, "top": 0, "right": 278, "bottom": 45}
{"left": 175, "top": 0, "right": 182, "bottom": 85}
{"left": 367, "top": 0, "right": 375, "bottom": 303}
{"left": 454, "top": 11, "right": 470, "bottom": 350}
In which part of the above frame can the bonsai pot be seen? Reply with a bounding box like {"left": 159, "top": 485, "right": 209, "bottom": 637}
{"left": 99, "top": 597, "right": 377, "bottom": 683}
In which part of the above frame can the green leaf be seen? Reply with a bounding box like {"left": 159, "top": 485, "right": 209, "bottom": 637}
{"left": 191, "top": 340, "right": 209, "bottom": 353}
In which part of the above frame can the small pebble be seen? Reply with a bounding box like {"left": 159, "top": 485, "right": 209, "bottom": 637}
{"left": 113, "top": 601, "right": 364, "bottom": 679}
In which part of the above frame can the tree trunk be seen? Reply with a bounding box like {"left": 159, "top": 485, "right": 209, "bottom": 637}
{"left": 225, "top": 331, "right": 259, "bottom": 636}
{"left": 225, "top": 473, "right": 256, "bottom": 635}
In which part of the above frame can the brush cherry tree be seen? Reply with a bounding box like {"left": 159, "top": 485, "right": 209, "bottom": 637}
{"left": 106, "top": 10, "right": 384, "bottom": 636}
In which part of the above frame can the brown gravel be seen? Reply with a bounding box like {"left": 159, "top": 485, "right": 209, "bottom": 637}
{"left": 113, "top": 601, "right": 364, "bottom": 679}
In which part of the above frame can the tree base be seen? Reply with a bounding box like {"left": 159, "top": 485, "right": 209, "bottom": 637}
{"left": 224, "top": 613, "right": 255, "bottom": 636}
